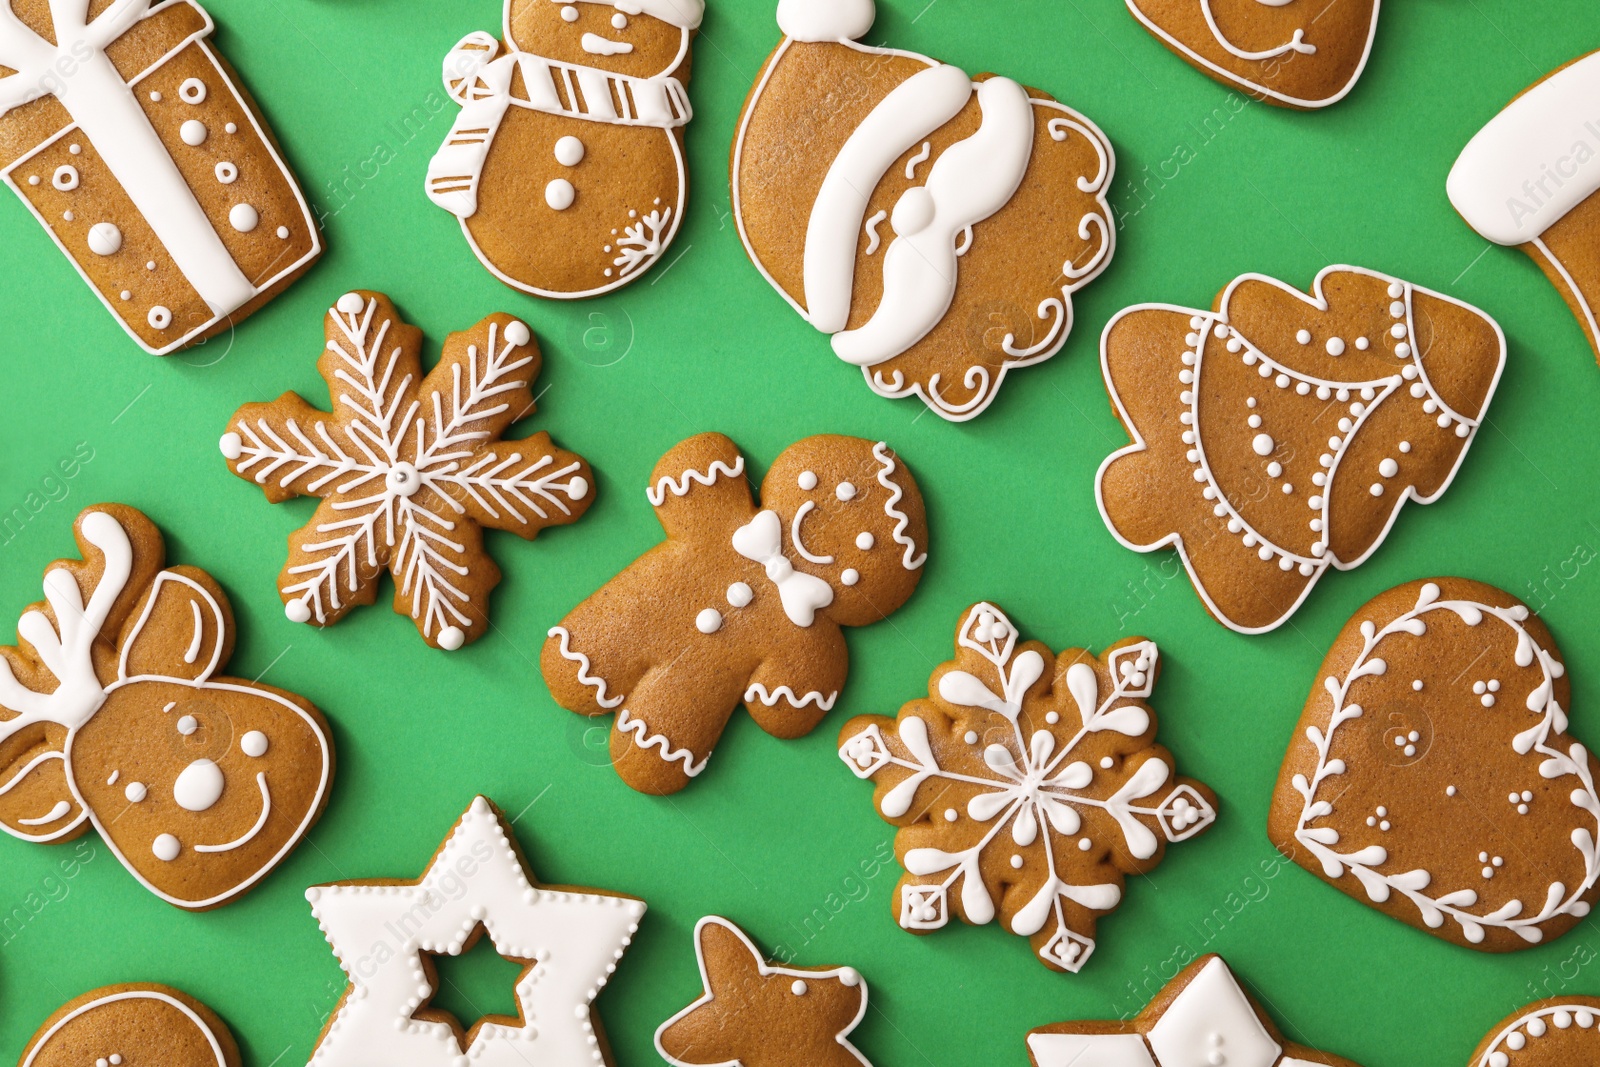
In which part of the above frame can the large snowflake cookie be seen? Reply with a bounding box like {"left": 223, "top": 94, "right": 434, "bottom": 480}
{"left": 0, "top": 0, "right": 319, "bottom": 354}
{"left": 1096, "top": 266, "right": 1505, "bottom": 634}
{"left": 1470, "top": 998, "right": 1600, "bottom": 1067}
{"left": 543, "top": 432, "right": 927, "bottom": 795}
{"left": 731, "top": 0, "right": 1116, "bottom": 421}
{"left": 838, "top": 603, "right": 1216, "bottom": 973}
{"left": 1450, "top": 50, "right": 1600, "bottom": 366}
{"left": 220, "top": 291, "right": 594, "bottom": 651}
{"left": 0, "top": 505, "right": 333, "bottom": 910}
{"left": 1126, "top": 0, "right": 1380, "bottom": 110}
{"left": 1027, "top": 955, "right": 1361, "bottom": 1067}
{"left": 426, "top": 0, "right": 701, "bottom": 298}
{"left": 22, "top": 984, "right": 241, "bottom": 1067}
{"left": 306, "top": 796, "right": 645, "bottom": 1067}
{"left": 655, "top": 916, "right": 870, "bottom": 1067}
{"left": 1269, "top": 579, "right": 1600, "bottom": 951}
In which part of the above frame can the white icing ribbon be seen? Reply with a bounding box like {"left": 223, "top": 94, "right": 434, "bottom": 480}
{"left": 730, "top": 511, "right": 833, "bottom": 627}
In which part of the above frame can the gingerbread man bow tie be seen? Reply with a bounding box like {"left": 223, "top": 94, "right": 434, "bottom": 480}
{"left": 731, "top": 511, "right": 834, "bottom": 627}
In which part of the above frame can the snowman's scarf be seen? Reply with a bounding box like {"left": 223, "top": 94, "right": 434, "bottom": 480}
{"left": 427, "top": 31, "right": 691, "bottom": 219}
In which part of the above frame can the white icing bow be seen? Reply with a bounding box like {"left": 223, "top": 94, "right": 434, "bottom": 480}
{"left": 731, "top": 511, "right": 833, "bottom": 627}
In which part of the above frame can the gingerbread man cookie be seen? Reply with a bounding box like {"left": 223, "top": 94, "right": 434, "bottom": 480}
{"left": 542, "top": 432, "right": 927, "bottom": 795}
{"left": 839, "top": 603, "right": 1216, "bottom": 973}
{"left": 21, "top": 984, "right": 240, "bottom": 1067}
{"left": 1270, "top": 579, "right": 1600, "bottom": 951}
{"left": 0, "top": 505, "right": 333, "bottom": 910}
{"left": 731, "top": 0, "right": 1116, "bottom": 421}
{"left": 655, "top": 916, "right": 870, "bottom": 1067}
{"left": 220, "top": 291, "right": 594, "bottom": 650}
{"left": 1096, "top": 266, "right": 1505, "bottom": 634}
{"left": 426, "top": 0, "right": 701, "bottom": 297}
{"left": 1470, "top": 999, "right": 1600, "bottom": 1067}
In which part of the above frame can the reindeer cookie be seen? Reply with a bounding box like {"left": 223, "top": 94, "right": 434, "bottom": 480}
{"left": 542, "top": 432, "right": 927, "bottom": 795}
{"left": 656, "top": 917, "right": 871, "bottom": 1067}
{"left": 426, "top": 0, "right": 701, "bottom": 298}
{"left": 0, "top": 505, "right": 333, "bottom": 910}
{"left": 1470, "top": 998, "right": 1600, "bottom": 1067}
{"left": 21, "top": 984, "right": 240, "bottom": 1067}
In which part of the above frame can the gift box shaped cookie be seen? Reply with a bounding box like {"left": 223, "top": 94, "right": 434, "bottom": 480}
{"left": 0, "top": 0, "right": 320, "bottom": 355}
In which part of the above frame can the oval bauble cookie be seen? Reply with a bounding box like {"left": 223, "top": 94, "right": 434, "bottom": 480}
{"left": 1470, "top": 999, "right": 1600, "bottom": 1067}
{"left": 20, "top": 984, "right": 240, "bottom": 1067}
{"left": 1269, "top": 579, "right": 1600, "bottom": 951}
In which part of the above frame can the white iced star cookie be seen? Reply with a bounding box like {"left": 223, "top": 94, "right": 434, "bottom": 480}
{"left": 305, "top": 796, "right": 645, "bottom": 1067}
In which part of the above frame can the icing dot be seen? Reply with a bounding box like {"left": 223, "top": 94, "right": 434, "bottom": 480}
{"left": 1009, "top": 855, "right": 1024, "bottom": 869}
{"left": 125, "top": 781, "right": 147, "bottom": 803}
{"left": 68, "top": 143, "right": 79, "bottom": 154}
{"left": 1369, "top": 483, "right": 1384, "bottom": 497}
{"left": 554, "top": 135, "right": 585, "bottom": 166}
{"left": 149, "top": 90, "right": 162, "bottom": 101}
{"left": 1412, "top": 679, "right": 1423, "bottom": 691}
{"left": 224, "top": 122, "right": 237, "bottom": 134}
{"left": 241, "top": 730, "right": 269, "bottom": 757}
{"left": 175, "top": 714, "right": 199, "bottom": 736}
{"left": 726, "top": 582, "right": 753, "bottom": 608}
{"left": 147, "top": 306, "right": 172, "bottom": 330}
{"left": 791, "top": 980, "right": 808, "bottom": 996}
{"left": 1356, "top": 336, "right": 1369, "bottom": 350}
{"left": 229, "top": 203, "right": 259, "bottom": 232}
{"left": 503, "top": 320, "right": 532, "bottom": 346}
{"left": 1248, "top": 414, "right": 1262, "bottom": 428}
{"left": 286, "top": 599, "right": 312, "bottom": 623}
{"left": 1447, "top": 786, "right": 1457, "bottom": 796}
{"left": 179, "top": 77, "right": 207, "bottom": 104}
{"left": 152, "top": 834, "right": 180, "bottom": 861}
{"left": 696, "top": 608, "right": 723, "bottom": 634}
{"left": 798, "top": 470, "right": 818, "bottom": 490}
{"left": 613, "top": 11, "right": 628, "bottom": 28}
{"left": 1099, "top": 756, "right": 1114, "bottom": 769}
{"left": 87, "top": 222, "right": 123, "bottom": 256}
{"left": 120, "top": 290, "right": 130, "bottom": 301}
{"left": 964, "top": 731, "right": 978, "bottom": 744}
{"left": 545, "top": 178, "right": 576, "bottom": 210}
{"left": 1379, "top": 458, "right": 1399, "bottom": 478}
{"left": 215, "top": 161, "right": 238, "bottom": 184}
{"left": 276, "top": 226, "right": 289, "bottom": 239}
{"left": 1390, "top": 300, "right": 1405, "bottom": 317}
{"left": 438, "top": 626, "right": 466, "bottom": 651}
{"left": 1388, "top": 282, "right": 1404, "bottom": 298}
{"left": 839, "top": 968, "right": 860, "bottom": 987}
{"left": 561, "top": 4, "right": 579, "bottom": 19}
{"left": 1296, "top": 329, "right": 1311, "bottom": 344}
{"left": 1078, "top": 838, "right": 1092, "bottom": 851}
{"left": 856, "top": 532, "right": 875, "bottom": 550}
{"left": 26, "top": 175, "right": 37, "bottom": 185}
{"left": 180, "top": 119, "right": 207, "bottom": 145}
{"left": 944, "top": 809, "right": 958, "bottom": 822}
{"left": 1251, "top": 433, "right": 1274, "bottom": 456}
{"left": 1326, "top": 337, "right": 1346, "bottom": 356}
{"left": 1266, "top": 462, "right": 1282, "bottom": 478}
{"left": 836, "top": 482, "right": 857, "bottom": 501}
{"left": 52, "top": 165, "right": 78, "bottom": 190}
{"left": 337, "top": 292, "right": 366, "bottom": 314}
{"left": 841, "top": 568, "right": 860, "bottom": 586}
{"left": 146, "top": 260, "right": 156, "bottom": 270}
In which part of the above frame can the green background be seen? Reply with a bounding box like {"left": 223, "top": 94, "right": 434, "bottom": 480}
{"left": 2, "top": 0, "right": 1598, "bottom": 1063}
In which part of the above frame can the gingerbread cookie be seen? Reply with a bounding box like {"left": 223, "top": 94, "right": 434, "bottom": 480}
{"left": 426, "top": 0, "right": 700, "bottom": 298}
{"left": 1096, "top": 266, "right": 1505, "bottom": 634}
{"left": 838, "top": 603, "right": 1216, "bottom": 973}
{"left": 0, "top": 505, "right": 333, "bottom": 910}
{"left": 542, "top": 432, "right": 927, "bottom": 795}
{"left": 1450, "top": 51, "right": 1600, "bottom": 365}
{"left": 306, "top": 796, "right": 644, "bottom": 1067}
{"left": 1269, "top": 579, "right": 1600, "bottom": 951}
{"left": 655, "top": 916, "right": 870, "bottom": 1067}
{"left": 21, "top": 984, "right": 240, "bottom": 1067}
{"left": 1470, "top": 999, "right": 1600, "bottom": 1067}
{"left": 1027, "top": 955, "right": 1360, "bottom": 1067}
{"left": 219, "top": 291, "right": 593, "bottom": 650}
{"left": 0, "top": 0, "right": 320, "bottom": 354}
{"left": 1125, "top": 0, "right": 1380, "bottom": 110}
{"left": 731, "top": 0, "right": 1116, "bottom": 421}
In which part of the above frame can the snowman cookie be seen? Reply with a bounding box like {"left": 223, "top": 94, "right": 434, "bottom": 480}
{"left": 21, "top": 985, "right": 240, "bottom": 1067}
{"left": 542, "top": 432, "right": 927, "bottom": 795}
{"left": 1096, "top": 266, "right": 1505, "bottom": 634}
{"left": 1470, "top": 999, "right": 1600, "bottom": 1067}
{"left": 0, "top": 505, "right": 333, "bottom": 910}
{"left": 731, "top": 0, "right": 1116, "bottom": 421}
{"left": 426, "top": 0, "right": 701, "bottom": 298}
{"left": 1270, "top": 579, "right": 1600, "bottom": 951}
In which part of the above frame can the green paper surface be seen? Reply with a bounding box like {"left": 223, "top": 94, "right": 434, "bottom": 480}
{"left": 2, "top": 1, "right": 1599, "bottom": 1063}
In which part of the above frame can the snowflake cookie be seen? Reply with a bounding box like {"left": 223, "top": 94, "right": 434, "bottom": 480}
{"left": 655, "top": 916, "right": 870, "bottom": 1067}
{"left": 1027, "top": 955, "right": 1361, "bottom": 1067}
{"left": 21, "top": 984, "right": 241, "bottom": 1067}
{"left": 543, "top": 432, "right": 928, "bottom": 795}
{"left": 838, "top": 603, "right": 1216, "bottom": 973}
{"left": 0, "top": 505, "right": 332, "bottom": 910}
{"left": 1470, "top": 998, "right": 1600, "bottom": 1067}
{"left": 306, "top": 796, "right": 644, "bottom": 1067}
{"left": 1270, "top": 579, "right": 1600, "bottom": 952}
{"left": 1096, "top": 266, "right": 1505, "bottom": 634}
{"left": 220, "top": 291, "right": 594, "bottom": 650}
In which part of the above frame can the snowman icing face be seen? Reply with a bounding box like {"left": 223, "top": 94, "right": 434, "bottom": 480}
{"left": 507, "top": 0, "right": 699, "bottom": 77}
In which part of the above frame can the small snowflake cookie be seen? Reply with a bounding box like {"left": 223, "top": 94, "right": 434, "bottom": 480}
{"left": 730, "top": 0, "right": 1116, "bottom": 421}
{"left": 1125, "top": 0, "right": 1380, "bottom": 109}
{"left": 425, "top": 0, "right": 701, "bottom": 297}
{"left": 1450, "top": 50, "right": 1600, "bottom": 366}
{"left": 306, "top": 796, "right": 645, "bottom": 1067}
{"left": 0, "top": 0, "right": 320, "bottom": 353}
{"left": 543, "top": 432, "right": 927, "bottom": 795}
{"left": 1269, "top": 579, "right": 1600, "bottom": 952}
{"left": 655, "top": 916, "right": 870, "bottom": 1067}
{"left": 1027, "top": 955, "right": 1361, "bottom": 1066}
{"left": 21, "top": 984, "right": 241, "bottom": 1067}
{"left": 220, "top": 290, "right": 594, "bottom": 650}
{"left": 838, "top": 603, "right": 1216, "bottom": 973}
{"left": 1096, "top": 265, "right": 1505, "bottom": 634}
{"left": 0, "top": 505, "right": 333, "bottom": 909}
{"left": 1470, "top": 998, "right": 1600, "bottom": 1067}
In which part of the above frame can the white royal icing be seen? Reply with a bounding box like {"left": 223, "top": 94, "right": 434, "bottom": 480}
{"left": 776, "top": 0, "right": 875, "bottom": 42}
{"left": 647, "top": 456, "right": 745, "bottom": 506}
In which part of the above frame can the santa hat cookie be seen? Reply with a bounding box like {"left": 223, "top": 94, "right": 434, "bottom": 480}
{"left": 1449, "top": 51, "right": 1600, "bottom": 365}
{"left": 732, "top": 0, "right": 1116, "bottom": 421}
{"left": 1469, "top": 998, "right": 1600, "bottom": 1067}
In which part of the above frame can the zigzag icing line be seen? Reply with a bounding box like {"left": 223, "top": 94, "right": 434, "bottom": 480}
{"left": 646, "top": 457, "right": 746, "bottom": 507}
{"left": 616, "top": 709, "right": 708, "bottom": 776}
{"left": 745, "top": 684, "right": 839, "bottom": 711}
{"left": 546, "top": 626, "right": 623, "bottom": 708}
{"left": 872, "top": 442, "right": 926, "bottom": 570}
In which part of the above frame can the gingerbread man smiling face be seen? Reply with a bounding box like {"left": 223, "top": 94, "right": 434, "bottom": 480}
{"left": 542, "top": 433, "right": 928, "bottom": 795}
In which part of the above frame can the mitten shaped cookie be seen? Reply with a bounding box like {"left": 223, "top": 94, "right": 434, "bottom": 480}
{"left": 21, "top": 984, "right": 240, "bottom": 1067}
{"left": 1270, "top": 579, "right": 1600, "bottom": 952}
{"left": 220, "top": 291, "right": 594, "bottom": 650}
{"left": 1096, "top": 266, "right": 1505, "bottom": 634}
{"left": 543, "top": 432, "right": 927, "bottom": 794}
{"left": 0, "top": 505, "right": 333, "bottom": 910}
{"left": 1126, "top": 0, "right": 1380, "bottom": 109}
{"left": 839, "top": 603, "right": 1216, "bottom": 973}
{"left": 732, "top": 0, "right": 1115, "bottom": 421}
{"left": 1470, "top": 998, "right": 1600, "bottom": 1067}
{"left": 426, "top": 0, "right": 701, "bottom": 297}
